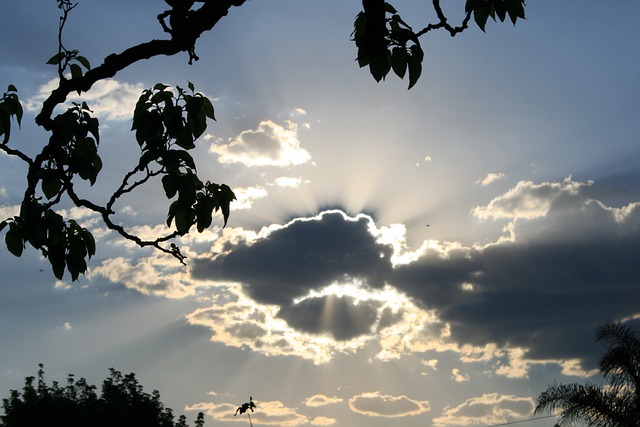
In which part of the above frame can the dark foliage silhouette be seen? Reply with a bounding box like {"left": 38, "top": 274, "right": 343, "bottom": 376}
{"left": 0, "top": 0, "right": 525, "bottom": 280}
{"left": 0, "top": 365, "right": 205, "bottom": 427}
{"left": 535, "top": 321, "right": 640, "bottom": 427}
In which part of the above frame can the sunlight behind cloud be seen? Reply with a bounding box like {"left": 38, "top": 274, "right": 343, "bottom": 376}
{"left": 25, "top": 78, "right": 144, "bottom": 121}
{"left": 209, "top": 119, "right": 310, "bottom": 167}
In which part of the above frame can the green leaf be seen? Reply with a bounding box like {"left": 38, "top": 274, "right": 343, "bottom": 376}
{"left": 368, "top": 50, "right": 392, "bottom": 83}
{"left": 174, "top": 207, "right": 193, "bottom": 235}
{"left": 162, "top": 175, "right": 178, "bottom": 199}
{"left": 153, "top": 83, "right": 170, "bottom": 91}
{"left": 187, "top": 81, "right": 195, "bottom": 92}
{"left": 202, "top": 97, "right": 216, "bottom": 121}
{"left": 7, "top": 84, "right": 17, "bottom": 93}
{"left": 473, "top": 3, "right": 492, "bottom": 32}
{"left": 407, "top": 45, "right": 423, "bottom": 89}
{"left": 49, "top": 248, "right": 66, "bottom": 280}
{"left": 70, "top": 63, "right": 83, "bottom": 80}
{"left": 391, "top": 47, "right": 408, "bottom": 78}
{"left": 46, "top": 52, "right": 66, "bottom": 65}
{"left": 5, "top": 226, "right": 24, "bottom": 257}
{"left": 80, "top": 229, "right": 96, "bottom": 258}
{"left": 76, "top": 55, "right": 91, "bottom": 70}
{"left": 384, "top": 3, "right": 397, "bottom": 14}
{"left": 41, "top": 174, "right": 62, "bottom": 200}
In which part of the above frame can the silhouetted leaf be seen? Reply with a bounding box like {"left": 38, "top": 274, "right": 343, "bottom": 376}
{"left": 46, "top": 52, "right": 65, "bottom": 65}
{"left": 5, "top": 226, "right": 24, "bottom": 257}
{"left": 391, "top": 47, "right": 408, "bottom": 78}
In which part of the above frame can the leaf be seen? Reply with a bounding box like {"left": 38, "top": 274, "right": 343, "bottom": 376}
{"left": 368, "top": 50, "right": 392, "bottom": 83}
{"left": 162, "top": 175, "right": 178, "bottom": 199}
{"left": 70, "top": 63, "right": 83, "bottom": 80}
{"left": 391, "top": 47, "right": 408, "bottom": 78}
{"left": 202, "top": 97, "right": 216, "bottom": 120}
{"left": 187, "top": 81, "right": 195, "bottom": 92}
{"left": 41, "top": 174, "right": 62, "bottom": 200}
{"left": 174, "top": 207, "right": 193, "bottom": 235}
{"left": 473, "top": 3, "right": 492, "bottom": 32}
{"left": 76, "top": 55, "right": 91, "bottom": 70}
{"left": 80, "top": 229, "right": 96, "bottom": 258}
{"left": 407, "top": 45, "right": 424, "bottom": 89}
{"left": 5, "top": 226, "right": 24, "bottom": 257}
{"left": 46, "top": 52, "right": 66, "bottom": 65}
{"left": 7, "top": 84, "right": 17, "bottom": 93}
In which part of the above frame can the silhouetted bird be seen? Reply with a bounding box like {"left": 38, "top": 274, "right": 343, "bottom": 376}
{"left": 235, "top": 396, "right": 256, "bottom": 416}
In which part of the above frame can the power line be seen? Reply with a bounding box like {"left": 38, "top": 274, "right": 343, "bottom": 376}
{"left": 487, "top": 415, "right": 556, "bottom": 427}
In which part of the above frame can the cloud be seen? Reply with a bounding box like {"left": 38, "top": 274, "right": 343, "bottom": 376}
{"left": 25, "top": 78, "right": 145, "bottom": 121}
{"left": 475, "top": 172, "right": 505, "bottom": 186}
{"left": 348, "top": 391, "right": 430, "bottom": 418}
{"left": 209, "top": 119, "right": 310, "bottom": 167}
{"left": 231, "top": 186, "right": 269, "bottom": 210}
{"left": 89, "top": 255, "right": 197, "bottom": 299}
{"left": 451, "top": 368, "right": 470, "bottom": 382}
{"left": 310, "top": 416, "right": 336, "bottom": 426}
{"left": 303, "top": 394, "right": 343, "bottom": 407}
{"left": 184, "top": 177, "right": 640, "bottom": 373}
{"left": 272, "top": 177, "right": 306, "bottom": 188}
{"left": 188, "top": 400, "right": 309, "bottom": 426}
{"left": 432, "top": 393, "right": 534, "bottom": 427}
{"left": 471, "top": 177, "right": 592, "bottom": 220}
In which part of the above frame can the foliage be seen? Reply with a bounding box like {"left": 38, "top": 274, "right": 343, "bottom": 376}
{"left": 352, "top": 0, "right": 526, "bottom": 88}
{"left": 0, "top": 364, "right": 205, "bottom": 427}
{"left": 535, "top": 321, "right": 640, "bottom": 427}
{"left": 0, "top": 0, "right": 525, "bottom": 280}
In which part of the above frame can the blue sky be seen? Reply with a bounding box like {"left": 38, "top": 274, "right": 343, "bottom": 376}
{"left": 1, "top": 1, "right": 640, "bottom": 426}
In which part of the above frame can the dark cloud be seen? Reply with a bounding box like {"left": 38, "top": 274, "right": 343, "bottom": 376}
{"left": 192, "top": 211, "right": 393, "bottom": 306}
{"left": 191, "top": 182, "right": 640, "bottom": 366}
{"left": 278, "top": 295, "right": 379, "bottom": 341}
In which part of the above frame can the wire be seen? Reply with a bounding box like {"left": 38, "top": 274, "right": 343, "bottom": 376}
{"left": 487, "top": 415, "right": 556, "bottom": 427}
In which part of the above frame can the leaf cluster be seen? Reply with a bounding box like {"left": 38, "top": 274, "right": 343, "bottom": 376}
{"left": 0, "top": 364, "right": 205, "bottom": 427}
{"left": 535, "top": 321, "right": 640, "bottom": 427}
{"left": 131, "top": 83, "right": 236, "bottom": 237}
{"left": 352, "top": 2, "right": 424, "bottom": 89}
{"left": 1, "top": 200, "right": 96, "bottom": 281}
{"left": 0, "top": 85, "right": 23, "bottom": 144}
{"left": 352, "top": 0, "right": 525, "bottom": 88}
{"left": 466, "top": 0, "right": 526, "bottom": 32}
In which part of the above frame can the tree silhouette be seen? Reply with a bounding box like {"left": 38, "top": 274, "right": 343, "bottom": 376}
{"left": 535, "top": 321, "right": 640, "bottom": 427}
{"left": 0, "top": 0, "right": 525, "bottom": 280}
{"left": 0, "top": 364, "right": 205, "bottom": 427}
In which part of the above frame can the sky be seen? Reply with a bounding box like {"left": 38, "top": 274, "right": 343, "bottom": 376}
{"left": 1, "top": 1, "right": 640, "bottom": 426}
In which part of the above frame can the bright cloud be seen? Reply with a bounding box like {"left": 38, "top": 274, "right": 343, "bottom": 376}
{"left": 188, "top": 400, "right": 309, "bottom": 426}
{"left": 475, "top": 172, "right": 505, "bottom": 186}
{"left": 348, "top": 391, "right": 430, "bottom": 418}
{"left": 231, "top": 186, "right": 269, "bottom": 210}
{"left": 209, "top": 120, "right": 311, "bottom": 167}
{"left": 472, "top": 176, "right": 592, "bottom": 220}
{"left": 304, "top": 394, "right": 344, "bottom": 407}
{"left": 432, "top": 393, "right": 534, "bottom": 427}
{"left": 25, "top": 78, "right": 145, "bottom": 121}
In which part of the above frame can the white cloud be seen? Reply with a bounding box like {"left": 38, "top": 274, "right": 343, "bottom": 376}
{"left": 231, "top": 186, "right": 269, "bottom": 210}
{"left": 209, "top": 120, "right": 311, "bottom": 167}
{"left": 451, "top": 368, "right": 470, "bottom": 382}
{"left": 271, "top": 177, "right": 304, "bottom": 188}
{"left": 187, "top": 400, "right": 309, "bottom": 426}
{"left": 475, "top": 172, "right": 505, "bottom": 186}
{"left": 25, "top": 78, "right": 145, "bottom": 121}
{"left": 472, "top": 177, "right": 593, "bottom": 220}
{"left": 304, "top": 394, "right": 343, "bottom": 407}
{"left": 433, "top": 393, "right": 534, "bottom": 427}
{"left": 349, "top": 391, "right": 430, "bottom": 418}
